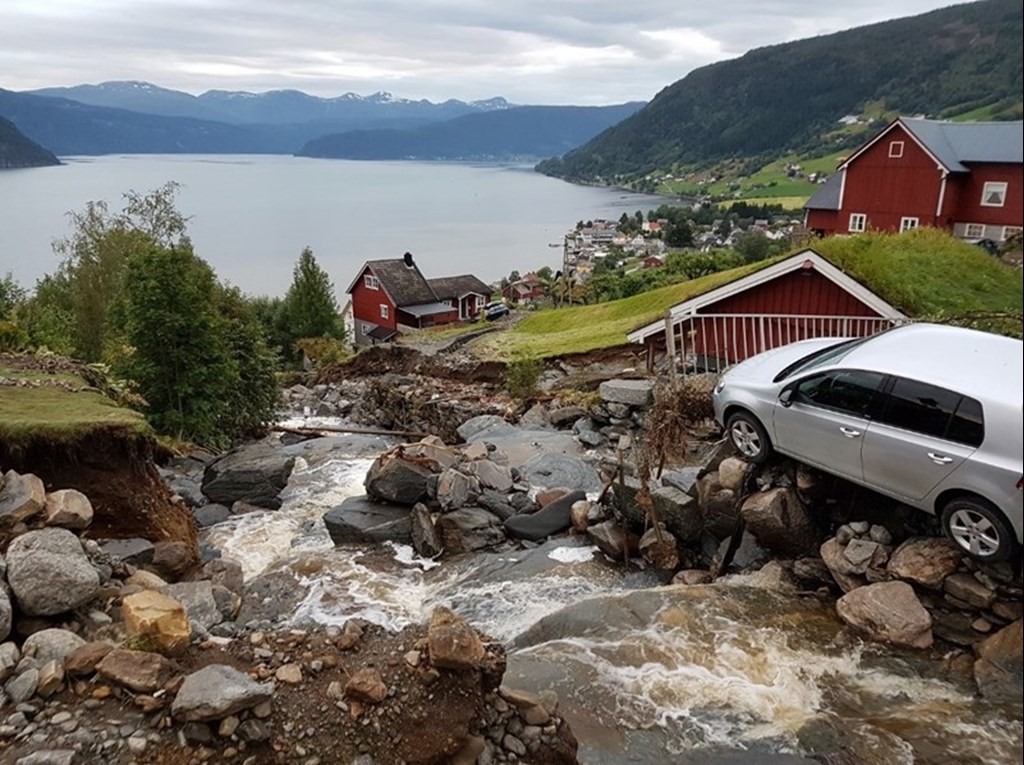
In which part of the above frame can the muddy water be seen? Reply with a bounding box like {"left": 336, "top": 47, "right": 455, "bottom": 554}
{"left": 204, "top": 441, "right": 1023, "bottom": 765}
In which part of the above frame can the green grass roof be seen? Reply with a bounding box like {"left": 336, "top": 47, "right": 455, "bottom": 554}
{"left": 475, "top": 229, "right": 1022, "bottom": 360}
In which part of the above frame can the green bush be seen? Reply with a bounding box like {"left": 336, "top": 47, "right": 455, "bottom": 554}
{"left": 506, "top": 354, "right": 542, "bottom": 399}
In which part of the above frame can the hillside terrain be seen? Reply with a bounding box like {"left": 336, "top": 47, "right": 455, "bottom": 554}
{"left": 298, "top": 103, "right": 645, "bottom": 161}
{"left": 538, "top": 0, "right": 1023, "bottom": 190}
{"left": 0, "top": 116, "right": 59, "bottom": 168}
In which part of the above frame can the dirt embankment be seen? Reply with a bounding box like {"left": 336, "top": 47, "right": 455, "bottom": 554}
{"left": 317, "top": 345, "right": 506, "bottom": 386}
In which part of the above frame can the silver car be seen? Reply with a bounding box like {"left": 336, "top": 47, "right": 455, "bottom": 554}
{"left": 712, "top": 323, "right": 1023, "bottom": 561}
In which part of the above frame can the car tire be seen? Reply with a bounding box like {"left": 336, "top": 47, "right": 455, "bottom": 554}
{"left": 941, "top": 497, "right": 1018, "bottom": 562}
{"left": 725, "top": 410, "right": 772, "bottom": 464}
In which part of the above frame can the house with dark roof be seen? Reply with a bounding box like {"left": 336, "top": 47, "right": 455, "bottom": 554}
{"left": 346, "top": 253, "right": 491, "bottom": 346}
{"left": 501, "top": 272, "right": 547, "bottom": 304}
{"left": 805, "top": 117, "right": 1023, "bottom": 242}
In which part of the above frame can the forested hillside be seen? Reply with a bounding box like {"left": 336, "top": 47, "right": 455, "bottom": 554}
{"left": 0, "top": 116, "right": 60, "bottom": 168}
{"left": 298, "top": 103, "right": 644, "bottom": 161}
{"left": 538, "top": 0, "right": 1023, "bottom": 184}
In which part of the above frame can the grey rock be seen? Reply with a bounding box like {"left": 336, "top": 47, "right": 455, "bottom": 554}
{"left": 172, "top": 664, "right": 275, "bottom": 722}
{"left": 0, "top": 642, "right": 19, "bottom": 682}
{"left": 0, "top": 470, "right": 45, "bottom": 524}
{"left": 598, "top": 379, "right": 654, "bottom": 407}
{"left": 22, "top": 629, "right": 86, "bottom": 665}
{"left": 410, "top": 503, "right": 443, "bottom": 558}
{"left": 505, "top": 490, "right": 585, "bottom": 542}
{"left": 548, "top": 406, "right": 586, "bottom": 428}
{"left": 43, "top": 489, "right": 93, "bottom": 530}
{"left": 201, "top": 444, "right": 296, "bottom": 510}
{"left": 437, "top": 508, "right": 506, "bottom": 553}
{"left": 843, "top": 538, "right": 884, "bottom": 572}
{"left": 650, "top": 485, "right": 703, "bottom": 542}
{"left": 6, "top": 529, "right": 100, "bottom": 616}
{"left": 203, "top": 557, "right": 244, "bottom": 594}
{"left": 323, "top": 496, "right": 412, "bottom": 545}
{"left": 836, "top": 581, "right": 933, "bottom": 649}
{"left": 194, "top": 503, "right": 231, "bottom": 528}
{"left": 364, "top": 455, "right": 433, "bottom": 505}
{"left": 586, "top": 520, "right": 634, "bottom": 560}
{"left": 476, "top": 490, "right": 517, "bottom": 521}
{"left": 436, "top": 468, "right": 477, "bottom": 511}
{"left": 98, "top": 537, "right": 155, "bottom": 565}
{"left": 166, "top": 581, "right": 223, "bottom": 629}
{"left": 869, "top": 524, "right": 893, "bottom": 545}
{"left": 945, "top": 573, "right": 997, "bottom": 610}
{"left": 457, "top": 415, "right": 516, "bottom": 442}
{"left": 973, "top": 619, "right": 1022, "bottom": 702}
{"left": 835, "top": 524, "right": 856, "bottom": 545}
{"left": 14, "top": 751, "right": 78, "bottom": 765}
{"left": 519, "top": 454, "right": 601, "bottom": 493}
{"left": 467, "top": 461, "right": 514, "bottom": 493}
{"left": 660, "top": 467, "right": 702, "bottom": 497}
{"left": 577, "top": 429, "right": 606, "bottom": 447}
{"left": 716, "top": 530, "right": 772, "bottom": 572}
{"left": 0, "top": 589, "right": 10, "bottom": 643}
{"left": 849, "top": 521, "right": 871, "bottom": 534}
{"left": 740, "top": 487, "right": 821, "bottom": 557}
{"left": 5, "top": 669, "right": 39, "bottom": 704}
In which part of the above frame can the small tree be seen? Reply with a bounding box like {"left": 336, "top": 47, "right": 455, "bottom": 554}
{"left": 278, "top": 248, "right": 342, "bottom": 361}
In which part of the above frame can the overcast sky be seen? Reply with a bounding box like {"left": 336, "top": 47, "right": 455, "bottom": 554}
{"left": 2, "top": 0, "right": 961, "bottom": 104}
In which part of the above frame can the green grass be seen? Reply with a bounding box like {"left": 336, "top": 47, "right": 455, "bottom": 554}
{"left": 473, "top": 229, "right": 1023, "bottom": 360}
{"left": 721, "top": 196, "right": 809, "bottom": 211}
{"left": 0, "top": 366, "right": 150, "bottom": 445}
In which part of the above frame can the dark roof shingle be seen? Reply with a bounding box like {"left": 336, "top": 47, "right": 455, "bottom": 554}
{"left": 804, "top": 173, "right": 843, "bottom": 211}
{"left": 900, "top": 118, "right": 1024, "bottom": 171}
{"left": 363, "top": 257, "right": 437, "bottom": 307}
{"left": 427, "top": 275, "right": 492, "bottom": 300}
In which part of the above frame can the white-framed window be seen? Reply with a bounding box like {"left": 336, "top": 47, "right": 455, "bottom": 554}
{"left": 888, "top": 141, "right": 904, "bottom": 158}
{"left": 900, "top": 217, "right": 919, "bottom": 232}
{"left": 379, "top": 304, "right": 389, "bottom": 319}
{"left": 1003, "top": 226, "right": 1023, "bottom": 241}
{"left": 964, "top": 223, "right": 986, "bottom": 239}
{"left": 980, "top": 182, "right": 1007, "bottom": 207}
{"left": 364, "top": 274, "right": 380, "bottom": 290}
{"left": 361, "top": 323, "right": 372, "bottom": 335}
{"left": 848, "top": 213, "right": 867, "bottom": 233}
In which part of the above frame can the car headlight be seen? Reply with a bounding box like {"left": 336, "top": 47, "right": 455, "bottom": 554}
{"left": 714, "top": 378, "right": 727, "bottom": 395}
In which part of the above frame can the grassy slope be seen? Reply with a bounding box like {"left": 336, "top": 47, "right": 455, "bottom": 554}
{"left": 0, "top": 364, "right": 150, "bottom": 445}
{"left": 475, "top": 229, "right": 1023, "bottom": 360}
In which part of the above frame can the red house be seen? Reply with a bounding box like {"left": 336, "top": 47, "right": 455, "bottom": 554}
{"left": 805, "top": 117, "right": 1023, "bottom": 243}
{"left": 346, "top": 252, "right": 491, "bottom": 346}
{"left": 501, "top": 272, "right": 547, "bottom": 304}
{"left": 628, "top": 249, "right": 905, "bottom": 371}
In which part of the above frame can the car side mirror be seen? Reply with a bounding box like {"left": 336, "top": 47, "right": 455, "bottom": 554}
{"left": 779, "top": 388, "right": 794, "bottom": 408}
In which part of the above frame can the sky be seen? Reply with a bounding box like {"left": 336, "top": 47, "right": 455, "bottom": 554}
{"left": 2, "top": 0, "right": 962, "bottom": 105}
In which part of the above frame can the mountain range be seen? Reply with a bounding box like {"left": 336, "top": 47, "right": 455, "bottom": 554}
{"left": 0, "top": 116, "right": 60, "bottom": 169}
{"left": 538, "top": 0, "right": 1023, "bottom": 184}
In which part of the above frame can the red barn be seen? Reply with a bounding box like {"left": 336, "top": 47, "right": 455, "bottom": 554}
{"left": 628, "top": 249, "right": 905, "bottom": 371}
{"left": 346, "top": 252, "right": 489, "bottom": 346}
{"left": 805, "top": 118, "right": 1023, "bottom": 243}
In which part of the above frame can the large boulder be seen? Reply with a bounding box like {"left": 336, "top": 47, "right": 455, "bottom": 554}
{"left": 0, "top": 470, "right": 45, "bottom": 524}
{"left": 695, "top": 472, "right": 739, "bottom": 540}
{"left": 650, "top": 485, "right": 703, "bottom": 542}
{"left": 973, "top": 619, "right": 1023, "bottom": 702}
{"left": 436, "top": 468, "right": 478, "bottom": 511}
{"left": 437, "top": 508, "right": 506, "bottom": 553}
{"left": 819, "top": 538, "right": 867, "bottom": 593}
{"left": 166, "top": 581, "right": 223, "bottom": 630}
{"left": 457, "top": 415, "right": 517, "bottom": 442}
{"left": 740, "top": 487, "right": 821, "bottom": 556}
{"left": 43, "top": 489, "right": 94, "bottom": 530}
{"left": 519, "top": 454, "right": 601, "bottom": 493}
{"left": 6, "top": 528, "right": 100, "bottom": 616}
{"left": 96, "top": 648, "right": 176, "bottom": 693}
{"left": 410, "top": 503, "right": 443, "bottom": 558}
{"left": 504, "top": 490, "right": 585, "bottom": 542}
{"left": 466, "top": 460, "right": 514, "bottom": 492}
{"left": 887, "top": 537, "right": 962, "bottom": 589}
{"left": 122, "top": 590, "right": 191, "bottom": 656}
{"left": 172, "top": 664, "right": 275, "bottom": 722}
{"left": 22, "top": 629, "right": 86, "bottom": 665}
{"left": 201, "top": 445, "right": 296, "bottom": 510}
{"left": 836, "top": 581, "right": 933, "bottom": 649}
{"left": 598, "top": 379, "right": 654, "bottom": 407}
{"left": 323, "top": 496, "right": 412, "bottom": 545}
{"left": 427, "top": 606, "right": 486, "bottom": 670}
{"left": 587, "top": 520, "right": 639, "bottom": 560}
{"left": 364, "top": 453, "right": 433, "bottom": 505}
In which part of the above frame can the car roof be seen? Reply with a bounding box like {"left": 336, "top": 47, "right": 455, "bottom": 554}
{"left": 842, "top": 323, "right": 1023, "bottom": 406}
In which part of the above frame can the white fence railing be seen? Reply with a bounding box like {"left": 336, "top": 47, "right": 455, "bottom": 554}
{"left": 668, "top": 312, "right": 907, "bottom": 374}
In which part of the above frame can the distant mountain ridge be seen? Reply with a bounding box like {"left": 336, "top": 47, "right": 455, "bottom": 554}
{"left": 27, "top": 81, "right": 511, "bottom": 126}
{"left": 538, "top": 0, "right": 1023, "bottom": 184}
{"left": 298, "top": 103, "right": 646, "bottom": 161}
{"left": 0, "top": 116, "right": 60, "bottom": 169}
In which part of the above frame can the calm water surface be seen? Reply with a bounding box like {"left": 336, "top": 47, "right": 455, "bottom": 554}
{"left": 0, "top": 154, "right": 664, "bottom": 296}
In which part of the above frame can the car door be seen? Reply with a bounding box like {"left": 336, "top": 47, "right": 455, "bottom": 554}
{"left": 861, "top": 378, "right": 981, "bottom": 501}
{"left": 772, "top": 369, "right": 885, "bottom": 481}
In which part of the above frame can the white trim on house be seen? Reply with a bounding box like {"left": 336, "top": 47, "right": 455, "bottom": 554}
{"left": 900, "top": 217, "right": 919, "bottom": 232}
{"left": 364, "top": 274, "right": 380, "bottom": 290}
{"left": 1003, "top": 226, "right": 1022, "bottom": 241}
{"left": 380, "top": 304, "right": 389, "bottom": 319}
{"left": 838, "top": 168, "right": 847, "bottom": 209}
{"left": 888, "top": 140, "right": 904, "bottom": 158}
{"left": 839, "top": 118, "right": 948, "bottom": 174}
{"left": 981, "top": 181, "right": 1008, "bottom": 207}
{"left": 964, "top": 223, "right": 986, "bottom": 239}
{"left": 935, "top": 172, "right": 948, "bottom": 217}
{"left": 626, "top": 249, "right": 906, "bottom": 344}
{"left": 848, "top": 213, "right": 867, "bottom": 233}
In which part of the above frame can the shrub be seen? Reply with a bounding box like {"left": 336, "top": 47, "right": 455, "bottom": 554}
{"left": 506, "top": 354, "right": 542, "bottom": 399}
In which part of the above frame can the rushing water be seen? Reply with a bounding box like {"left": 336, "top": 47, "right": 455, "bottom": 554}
{"left": 0, "top": 154, "right": 666, "bottom": 296}
{"left": 203, "top": 435, "right": 1023, "bottom": 765}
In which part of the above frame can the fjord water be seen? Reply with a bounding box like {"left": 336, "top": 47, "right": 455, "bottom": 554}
{"left": 206, "top": 438, "right": 1022, "bottom": 765}
{"left": 0, "top": 154, "right": 664, "bottom": 295}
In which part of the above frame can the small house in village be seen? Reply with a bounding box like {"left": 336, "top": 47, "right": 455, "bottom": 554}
{"left": 501, "top": 272, "right": 547, "bottom": 304}
{"left": 805, "top": 117, "right": 1023, "bottom": 242}
{"left": 346, "top": 252, "right": 491, "bottom": 346}
{"left": 627, "top": 249, "right": 905, "bottom": 371}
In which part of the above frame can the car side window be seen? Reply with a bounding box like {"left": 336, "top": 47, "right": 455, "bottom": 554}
{"left": 793, "top": 370, "right": 884, "bottom": 416}
{"left": 946, "top": 396, "right": 985, "bottom": 447}
{"left": 875, "top": 377, "right": 977, "bottom": 443}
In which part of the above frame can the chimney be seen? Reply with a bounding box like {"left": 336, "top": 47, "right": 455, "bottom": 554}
{"left": 403, "top": 251, "right": 414, "bottom": 268}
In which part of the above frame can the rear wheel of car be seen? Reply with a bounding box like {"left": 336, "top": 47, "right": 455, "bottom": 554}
{"left": 941, "top": 497, "right": 1018, "bottom": 561}
{"left": 725, "top": 410, "right": 772, "bottom": 464}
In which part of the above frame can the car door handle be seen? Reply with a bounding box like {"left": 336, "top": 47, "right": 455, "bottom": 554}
{"left": 839, "top": 427, "right": 861, "bottom": 438}
{"left": 927, "top": 452, "right": 954, "bottom": 464}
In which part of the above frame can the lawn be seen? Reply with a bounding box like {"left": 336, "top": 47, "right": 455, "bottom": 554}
{"left": 473, "top": 229, "right": 1023, "bottom": 360}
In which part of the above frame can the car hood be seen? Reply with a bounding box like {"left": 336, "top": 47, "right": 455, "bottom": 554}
{"left": 721, "top": 337, "right": 848, "bottom": 384}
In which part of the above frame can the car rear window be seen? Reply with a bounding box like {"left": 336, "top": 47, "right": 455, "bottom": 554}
{"left": 876, "top": 378, "right": 984, "bottom": 447}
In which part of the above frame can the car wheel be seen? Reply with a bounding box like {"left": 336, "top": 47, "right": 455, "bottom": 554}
{"left": 725, "top": 411, "right": 772, "bottom": 464}
{"left": 941, "top": 498, "right": 1017, "bottom": 561}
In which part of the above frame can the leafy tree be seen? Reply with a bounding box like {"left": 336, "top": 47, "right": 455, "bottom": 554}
{"left": 277, "top": 248, "right": 342, "bottom": 360}
{"left": 20, "top": 273, "right": 74, "bottom": 354}
{"left": 0, "top": 272, "right": 25, "bottom": 319}
{"left": 535, "top": 266, "right": 553, "bottom": 281}
{"left": 734, "top": 230, "right": 773, "bottom": 262}
{"left": 664, "top": 219, "right": 694, "bottom": 248}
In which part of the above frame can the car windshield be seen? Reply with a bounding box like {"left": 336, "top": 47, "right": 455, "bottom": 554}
{"left": 773, "top": 336, "right": 871, "bottom": 382}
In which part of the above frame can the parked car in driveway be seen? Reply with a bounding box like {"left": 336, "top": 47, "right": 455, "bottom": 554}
{"left": 483, "top": 301, "right": 510, "bottom": 321}
{"left": 712, "top": 324, "right": 1023, "bottom": 561}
